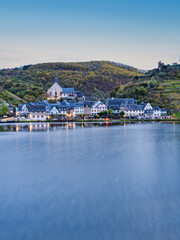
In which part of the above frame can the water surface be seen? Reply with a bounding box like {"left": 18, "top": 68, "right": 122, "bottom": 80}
{"left": 0, "top": 122, "right": 180, "bottom": 240}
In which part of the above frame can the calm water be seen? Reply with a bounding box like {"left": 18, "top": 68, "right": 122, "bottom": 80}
{"left": 0, "top": 122, "right": 180, "bottom": 240}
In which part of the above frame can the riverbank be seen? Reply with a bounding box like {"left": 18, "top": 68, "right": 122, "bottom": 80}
{"left": 0, "top": 118, "right": 179, "bottom": 124}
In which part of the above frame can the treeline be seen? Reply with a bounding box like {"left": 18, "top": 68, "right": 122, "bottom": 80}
{"left": 0, "top": 61, "right": 142, "bottom": 103}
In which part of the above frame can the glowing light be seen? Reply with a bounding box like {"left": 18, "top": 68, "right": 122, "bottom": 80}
{"left": 16, "top": 125, "right": 20, "bottom": 132}
{"left": 29, "top": 123, "right": 33, "bottom": 132}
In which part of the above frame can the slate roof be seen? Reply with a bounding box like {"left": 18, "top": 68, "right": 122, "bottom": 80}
{"left": 75, "top": 101, "right": 84, "bottom": 107}
{"left": 106, "top": 98, "right": 137, "bottom": 107}
{"left": 125, "top": 104, "right": 144, "bottom": 111}
{"left": 61, "top": 100, "right": 70, "bottom": 106}
{"left": 68, "top": 100, "right": 76, "bottom": 108}
{"left": 27, "top": 104, "right": 46, "bottom": 112}
{"left": 62, "top": 88, "right": 75, "bottom": 93}
{"left": 75, "top": 91, "right": 84, "bottom": 98}
{"left": 84, "top": 101, "right": 94, "bottom": 107}
{"left": 39, "top": 100, "right": 49, "bottom": 105}
{"left": 17, "top": 104, "right": 23, "bottom": 111}
{"left": 56, "top": 106, "right": 68, "bottom": 111}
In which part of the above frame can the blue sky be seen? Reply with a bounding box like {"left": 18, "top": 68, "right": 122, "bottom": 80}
{"left": 0, "top": 0, "right": 180, "bottom": 69}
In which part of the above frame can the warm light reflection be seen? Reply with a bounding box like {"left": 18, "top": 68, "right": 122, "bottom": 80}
{"left": 29, "top": 123, "right": 33, "bottom": 132}
{"left": 47, "top": 123, "right": 50, "bottom": 132}
{"left": 16, "top": 125, "right": 20, "bottom": 132}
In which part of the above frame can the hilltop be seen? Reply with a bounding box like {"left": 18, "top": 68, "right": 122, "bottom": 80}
{"left": 0, "top": 61, "right": 142, "bottom": 105}
{"left": 110, "top": 64, "right": 180, "bottom": 111}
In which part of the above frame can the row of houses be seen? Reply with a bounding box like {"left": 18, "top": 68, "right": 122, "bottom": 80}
{"left": 16, "top": 98, "right": 170, "bottom": 121}
{"left": 106, "top": 98, "right": 169, "bottom": 119}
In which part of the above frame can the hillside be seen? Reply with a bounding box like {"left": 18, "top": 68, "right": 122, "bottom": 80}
{"left": 0, "top": 61, "right": 142, "bottom": 104}
{"left": 110, "top": 64, "right": 180, "bottom": 111}
{"left": 0, "top": 90, "right": 26, "bottom": 107}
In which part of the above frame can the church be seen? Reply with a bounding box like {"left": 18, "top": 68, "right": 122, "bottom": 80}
{"left": 47, "top": 74, "right": 85, "bottom": 101}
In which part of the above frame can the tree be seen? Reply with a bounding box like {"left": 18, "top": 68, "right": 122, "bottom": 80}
{"left": 109, "top": 90, "right": 116, "bottom": 98}
{"left": 108, "top": 109, "right": 113, "bottom": 115}
{"left": 0, "top": 102, "right": 9, "bottom": 116}
{"left": 120, "top": 111, "right": 125, "bottom": 118}
{"left": 99, "top": 110, "right": 108, "bottom": 116}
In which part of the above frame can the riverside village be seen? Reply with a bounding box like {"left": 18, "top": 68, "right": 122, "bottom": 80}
{"left": 0, "top": 73, "right": 170, "bottom": 122}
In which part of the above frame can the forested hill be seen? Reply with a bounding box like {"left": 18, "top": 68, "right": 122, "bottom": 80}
{"left": 0, "top": 61, "right": 142, "bottom": 103}
{"left": 110, "top": 64, "right": 180, "bottom": 110}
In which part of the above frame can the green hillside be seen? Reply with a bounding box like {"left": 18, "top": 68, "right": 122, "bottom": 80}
{"left": 0, "top": 61, "right": 142, "bottom": 104}
{"left": 0, "top": 89, "right": 26, "bottom": 107}
{"left": 110, "top": 64, "right": 180, "bottom": 111}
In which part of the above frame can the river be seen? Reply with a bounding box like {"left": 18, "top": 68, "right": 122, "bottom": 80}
{"left": 0, "top": 122, "right": 179, "bottom": 240}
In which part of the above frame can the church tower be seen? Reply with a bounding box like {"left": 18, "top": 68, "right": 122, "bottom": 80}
{"left": 54, "top": 73, "right": 58, "bottom": 83}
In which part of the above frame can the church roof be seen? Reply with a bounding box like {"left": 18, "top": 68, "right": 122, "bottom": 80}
{"left": 48, "top": 82, "right": 62, "bottom": 90}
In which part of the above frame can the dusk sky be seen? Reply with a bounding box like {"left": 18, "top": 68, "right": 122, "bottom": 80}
{"left": 0, "top": 0, "right": 180, "bottom": 69}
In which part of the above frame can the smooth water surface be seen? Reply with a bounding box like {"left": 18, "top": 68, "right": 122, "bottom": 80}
{"left": 0, "top": 122, "right": 180, "bottom": 240}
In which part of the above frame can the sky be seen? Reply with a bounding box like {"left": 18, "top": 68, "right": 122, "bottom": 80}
{"left": 0, "top": 0, "right": 180, "bottom": 70}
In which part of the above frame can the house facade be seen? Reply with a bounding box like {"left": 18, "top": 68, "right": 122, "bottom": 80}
{"left": 91, "top": 101, "right": 107, "bottom": 116}
{"left": 16, "top": 104, "right": 29, "bottom": 117}
{"left": 124, "top": 102, "right": 167, "bottom": 119}
{"left": 26, "top": 104, "right": 46, "bottom": 121}
{"left": 84, "top": 101, "right": 94, "bottom": 118}
{"left": 61, "top": 88, "right": 77, "bottom": 99}
{"left": 106, "top": 98, "right": 137, "bottom": 114}
{"left": 74, "top": 101, "right": 84, "bottom": 116}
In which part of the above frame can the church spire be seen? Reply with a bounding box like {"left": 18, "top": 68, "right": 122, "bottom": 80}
{"left": 55, "top": 73, "right": 58, "bottom": 83}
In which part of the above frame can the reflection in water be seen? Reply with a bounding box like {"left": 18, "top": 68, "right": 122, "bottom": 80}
{"left": 0, "top": 121, "right": 137, "bottom": 132}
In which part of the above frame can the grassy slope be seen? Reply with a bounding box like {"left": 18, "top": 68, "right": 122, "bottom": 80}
{"left": 0, "top": 61, "right": 142, "bottom": 103}
{"left": 111, "top": 64, "right": 180, "bottom": 111}
{"left": 0, "top": 90, "right": 26, "bottom": 107}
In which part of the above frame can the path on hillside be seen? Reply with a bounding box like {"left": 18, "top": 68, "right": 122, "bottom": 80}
{"left": 5, "top": 91, "right": 26, "bottom": 103}
{"left": 0, "top": 97, "right": 16, "bottom": 108}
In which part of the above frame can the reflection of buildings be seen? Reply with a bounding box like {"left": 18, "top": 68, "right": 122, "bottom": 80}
{"left": 1, "top": 121, "right": 172, "bottom": 133}
{"left": 29, "top": 123, "right": 47, "bottom": 131}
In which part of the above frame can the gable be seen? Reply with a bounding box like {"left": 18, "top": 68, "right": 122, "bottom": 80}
{"left": 47, "top": 82, "right": 62, "bottom": 92}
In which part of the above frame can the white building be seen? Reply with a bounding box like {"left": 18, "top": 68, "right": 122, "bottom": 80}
{"left": 50, "top": 105, "right": 67, "bottom": 116}
{"left": 61, "top": 88, "right": 77, "bottom": 100}
{"left": 47, "top": 74, "right": 62, "bottom": 100}
{"left": 50, "top": 106, "right": 60, "bottom": 115}
{"left": 16, "top": 104, "right": 29, "bottom": 117}
{"left": 91, "top": 101, "right": 107, "bottom": 116}
{"left": 125, "top": 102, "right": 165, "bottom": 119}
{"left": 125, "top": 105, "right": 144, "bottom": 118}
{"left": 27, "top": 104, "right": 47, "bottom": 121}
{"left": 74, "top": 102, "right": 84, "bottom": 116}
